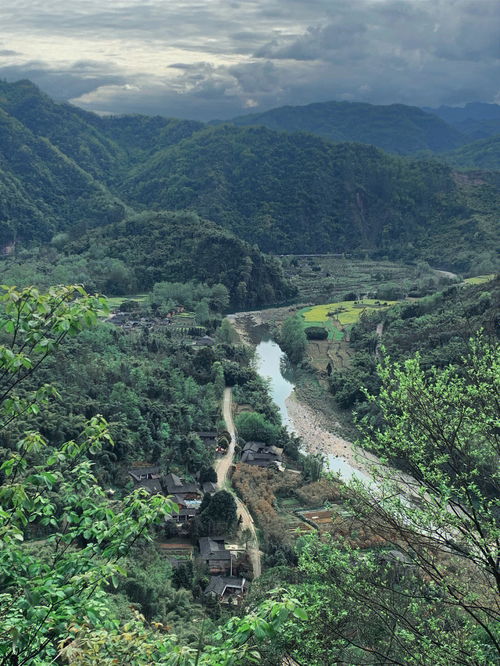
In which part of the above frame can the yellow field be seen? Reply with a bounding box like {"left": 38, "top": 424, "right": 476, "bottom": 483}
{"left": 463, "top": 274, "right": 495, "bottom": 285}
{"left": 301, "top": 299, "right": 397, "bottom": 327}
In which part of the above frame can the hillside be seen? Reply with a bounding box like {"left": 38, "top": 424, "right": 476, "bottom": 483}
{"left": 227, "top": 100, "right": 466, "bottom": 154}
{"left": 0, "top": 80, "right": 497, "bottom": 274}
{"left": 68, "top": 210, "right": 295, "bottom": 308}
{"left": 330, "top": 277, "right": 499, "bottom": 412}
{"left": 442, "top": 134, "right": 500, "bottom": 170}
{"left": 0, "top": 104, "right": 126, "bottom": 243}
{"left": 123, "top": 124, "right": 499, "bottom": 271}
{"left": 425, "top": 102, "right": 500, "bottom": 140}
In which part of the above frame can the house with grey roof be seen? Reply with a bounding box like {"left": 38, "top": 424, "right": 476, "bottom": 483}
{"left": 205, "top": 576, "right": 246, "bottom": 602}
{"left": 241, "top": 441, "right": 284, "bottom": 468}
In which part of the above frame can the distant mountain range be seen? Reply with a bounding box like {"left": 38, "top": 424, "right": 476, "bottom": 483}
{"left": 226, "top": 100, "right": 466, "bottom": 155}
{"left": 0, "top": 79, "right": 498, "bottom": 280}
{"left": 424, "top": 102, "right": 500, "bottom": 140}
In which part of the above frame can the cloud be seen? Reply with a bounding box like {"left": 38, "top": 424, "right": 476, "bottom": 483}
{"left": 0, "top": 0, "right": 498, "bottom": 118}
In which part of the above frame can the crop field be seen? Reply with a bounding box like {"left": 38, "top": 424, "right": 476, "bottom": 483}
{"left": 105, "top": 293, "right": 148, "bottom": 310}
{"left": 298, "top": 299, "right": 397, "bottom": 340}
{"left": 463, "top": 274, "right": 495, "bottom": 285}
{"left": 281, "top": 255, "right": 438, "bottom": 303}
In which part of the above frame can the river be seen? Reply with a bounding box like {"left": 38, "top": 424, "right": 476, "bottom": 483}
{"left": 253, "top": 335, "right": 372, "bottom": 484}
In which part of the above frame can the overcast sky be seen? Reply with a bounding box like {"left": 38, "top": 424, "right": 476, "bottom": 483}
{"left": 0, "top": 0, "right": 499, "bottom": 120}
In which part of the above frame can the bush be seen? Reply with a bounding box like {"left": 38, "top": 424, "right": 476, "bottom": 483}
{"left": 305, "top": 326, "right": 328, "bottom": 340}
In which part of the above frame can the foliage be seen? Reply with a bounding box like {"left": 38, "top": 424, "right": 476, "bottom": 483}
{"left": 58, "top": 594, "right": 306, "bottom": 665}
{"left": 254, "top": 336, "right": 499, "bottom": 664}
{"left": 280, "top": 316, "right": 307, "bottom": 364}
{"left": 304, "top": 326, "right": 328, "bottom": 340}
{"left": 330, "top": 279, "right": 499, "bottom": 415}
{"left": 0, "top": 285, "right": 176, "bottom": 663}
{"left": 235, "top": 411, "right": 280, "bottom": 446}
{"left": 193, "top": 490, "right": 238, "bottom": 537}
{"left": 229, "top": 99, "right": 466, "bottom": 154}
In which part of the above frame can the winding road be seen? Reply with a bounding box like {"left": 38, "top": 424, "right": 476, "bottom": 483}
{"left": 215, "top": 387, "right": 262, "bottom": 578}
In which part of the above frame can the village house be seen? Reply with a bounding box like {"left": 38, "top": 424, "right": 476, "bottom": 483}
{"left": 194, "top": 335, "right": 216, "bottom": 347}
{"left": 198, "top": 537, "right": 235, "bottom": 575}
{"left": 204, "top": 576, "right": 247, "bottom": 603}
{"left": 241, "top": 441, "right": 284, "bottom": 468}
{"left": 196, "top": 431, "right": 218, "bottom": 447}
{"left": 165, "top": 473, "right": 202, "bottom": 500}
{"left": 128, "top": 466, "right": 163, "bottom": 494}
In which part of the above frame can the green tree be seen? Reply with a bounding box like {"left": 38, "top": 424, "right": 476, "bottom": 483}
{"left": 263, "top": 335, "right": 499, "bottom": 664}
{"left": 0, "top": 286, "right": 176, "bottom": 663}
{"left": 195, "top": 490, "right": 238, "bottom": 536}
{"left": 280, "top": 316, "right": 306, "bottom": 364}
{"left": 235, "top": 411, "right": 279, "bottom": 445}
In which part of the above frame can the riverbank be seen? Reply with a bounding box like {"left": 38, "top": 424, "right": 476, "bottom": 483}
{"left": 286, "top": 390, "right": 377, "bottom": 480}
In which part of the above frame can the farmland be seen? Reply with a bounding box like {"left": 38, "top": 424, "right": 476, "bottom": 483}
{"left": 298, "top": 299, "right": 397, "bottom": 340}
{"left": 281, "top": 255, "right": 446, "bottom": 303}
{"left": 463, "top": 274, "right": 495, "bottom": 285}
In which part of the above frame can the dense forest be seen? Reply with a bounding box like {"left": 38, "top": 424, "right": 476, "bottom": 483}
{"left": 228, "top": 99, "right": 466, "bottom": 154}
{"left": 0, "top": 79, "right": 498, "bottom": 275}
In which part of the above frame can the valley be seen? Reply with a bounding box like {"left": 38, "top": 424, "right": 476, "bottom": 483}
{"left": 0, "top": 77, "right": 497, "bottom": 665}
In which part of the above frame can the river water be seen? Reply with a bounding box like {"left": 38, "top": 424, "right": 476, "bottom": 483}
{"left": 253, "top": 335, "right": 371, "bottom": 483}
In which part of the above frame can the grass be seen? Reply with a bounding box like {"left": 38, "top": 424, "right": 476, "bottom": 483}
{"left": 282, "top": 255, "right": 439, "bottom": 303}
{"left": 463, "top": 274, "right": 495, "bottom": 285}
{"left": 298, "top": 299, "right": 397, "bottom": 339}
{"left": 105, "top": 293, "right": 148, "bottom": 310}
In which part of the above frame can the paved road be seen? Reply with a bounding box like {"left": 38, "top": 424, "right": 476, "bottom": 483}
{"left": 215, "top": 387, "right": 262, "bottom": 578}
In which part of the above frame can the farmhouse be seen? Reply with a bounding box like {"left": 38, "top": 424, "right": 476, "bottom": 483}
{"left": 165, "top": 473, "right": 202, "bottom": 499}
{"left": 198, "top": 537, "right": 234, "bottom": 574}
{"left": 204, "top": 576, "right": 246, "bottom": 602}
{"left": 196, "top": 431, "right": 218, "bottom": 447}
{"left": 241, "top": 441, "right": 284, "bottom": 468}
{"left": 128, "top": 466, "right": 163, "bottom": 494}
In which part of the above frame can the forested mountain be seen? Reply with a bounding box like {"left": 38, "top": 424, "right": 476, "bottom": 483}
{"left": 123, "top": 124, "right": 499, "bottom": 270}
{"left": 69, "top": 210, "right": 296, "bottom": 307}
{"left": 425, "top": 102, "right": 500, "bottom": 140}
{"left": 227, "top": 100, "right": 466, "bottom": 154}
{"left": 330, "top": 277, "right": 499, "bottom": 413}
{"left": 442, "top": 134, "right": 500, "bottom": 170}
{"left": 0, "top": 102, "right": 126, "bottom": 243}
{"left": 0, "top": 79, "right": 498, "bottom": 276}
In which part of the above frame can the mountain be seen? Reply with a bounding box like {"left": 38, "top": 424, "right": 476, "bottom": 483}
{"left": 424, "top": 102, "right": 500, "bottom": 140}
{"left": 442, "top": 134, "right": 500, "bottom": 170}
{"left": 0, "top": 101, "right": 125, "bottom": 244}
{"left": 226, "top": 100, "right": 466, "bottom": 155}
{"left": 122, "top": 123, "right": 499, "bottom": 271}
{"left": 68, "top": 210, "right": 295, "bottom": 308}
{"left": 0, "top": 79, "right": 498, "bottom": 275}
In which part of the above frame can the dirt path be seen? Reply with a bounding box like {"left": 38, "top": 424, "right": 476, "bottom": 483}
{"left": 216, "top": 387, "right": 262, "bottom": 579}
{"left": 215, "top": 387, "right": 236, "bottom": 488}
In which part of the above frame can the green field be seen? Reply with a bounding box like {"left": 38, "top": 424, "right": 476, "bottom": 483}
{"left": 298, "top": 299, "right": 397, "bottom": 340}
{"left": 105, "top": 294, "right": 148, "bottom": 310}
{"left": 282, "top": 255, "right": 441, "bottom": 303}
{"left": 463, "top": 274, "right": 495, "bottom": 285}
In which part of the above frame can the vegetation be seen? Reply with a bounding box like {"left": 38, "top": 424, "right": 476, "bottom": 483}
{"left": 0, "top": 284, "right": 309, "bottom": 664}
{"left": 329, "top": 278, "right": 499, "bottom": 415}
{"left": 299, "top": 298, "right": 397, "bottom": 339}
{"left": 229, "top": 99, "right": 466, "bottom": 154}
{"left": 251, "top": 334, "right": 499, "bottom": 664}
{"left": 280, "top": 316, "right": 307, "bottom": 364}
{"left": 442, "top": 134, "right": 500, "bottom": 170}
{"left": 0, "top": 80, "right": 498, "bottom": 274}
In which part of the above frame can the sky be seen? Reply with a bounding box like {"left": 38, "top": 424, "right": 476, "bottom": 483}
{"left": 0, "top": 0, "right": 499, "bottom": 120}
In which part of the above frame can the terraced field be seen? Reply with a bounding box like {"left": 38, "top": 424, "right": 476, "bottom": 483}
{"left": 298, "top": 299, "right": 397, "bottom": 340}
{"left": 463, "top": 274, "right": 495, "bottom": 285}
